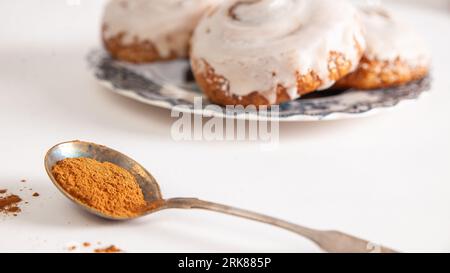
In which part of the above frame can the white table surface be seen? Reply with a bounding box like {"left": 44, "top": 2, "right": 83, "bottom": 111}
{"left": 1, "top": 1, "right": 449, "bottom": 253}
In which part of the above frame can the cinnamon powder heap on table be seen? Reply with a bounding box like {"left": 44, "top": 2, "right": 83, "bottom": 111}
{"left": 0, "top": 194, "right": 22, "bottom": 215}
{"left": 94, "top": 245, "right": 122, "bottom": 253}
{"left": 51, "top": 158, "right": 148, "bottom": 218}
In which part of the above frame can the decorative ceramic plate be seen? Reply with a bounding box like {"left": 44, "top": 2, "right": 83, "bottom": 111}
{"left": 88, "top": 49, "right": 431, "bottom": 121}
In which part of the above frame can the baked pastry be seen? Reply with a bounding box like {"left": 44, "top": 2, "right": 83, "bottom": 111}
{"left": 336, "top": 7, "right": 430, "bottom": 90}
{"left": 102, "top": 0, "right": 222, "bottom": 63}
{"left": 190, "top": 0, "right": 366, "bottom": 107}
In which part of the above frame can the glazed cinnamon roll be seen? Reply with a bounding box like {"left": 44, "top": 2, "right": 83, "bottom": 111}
{"left": 102, "top": 0, "right": 222, "bottom": 63}
{"left": 190, "top": 0, "right": 366, "bottom": 106}
{"left": 336, "top": 7, "right": 431, "bottom": 90}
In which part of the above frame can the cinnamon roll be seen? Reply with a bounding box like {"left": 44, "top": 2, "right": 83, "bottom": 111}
{"left": 102, "top": 0, "right": 222, "bottom": 63}
{"left": 190, "top": 0, "right": 366, "bottom": 106}
{"left": 336, "top": 7, "right": 431, "bottom": 90}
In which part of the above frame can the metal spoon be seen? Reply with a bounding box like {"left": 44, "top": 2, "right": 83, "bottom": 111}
{"left": 44, "top": 140, "right": 397, "bottom": 253}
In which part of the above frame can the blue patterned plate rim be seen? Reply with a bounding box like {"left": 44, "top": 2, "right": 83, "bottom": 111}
{"left": 88, "top": 49, "right": 431, "bottom": 122}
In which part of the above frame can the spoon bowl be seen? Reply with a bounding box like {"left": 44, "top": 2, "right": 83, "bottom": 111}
{"left": 44, "top": 140, "right": 164, "bottom": 220}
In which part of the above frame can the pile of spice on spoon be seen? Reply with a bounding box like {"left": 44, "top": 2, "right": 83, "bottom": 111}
{"left": 51, "top": 157, "right": 149, "bottom": 218}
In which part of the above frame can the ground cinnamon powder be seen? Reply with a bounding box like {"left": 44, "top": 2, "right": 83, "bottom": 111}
{"left": 51, "top": 158, "right": 148, "bottom": 218}
{"left": 0, "top": 194, "right": 22, "bottom": 214}
{"left": 94, "top": 245, "right": 122, "bottom": 253}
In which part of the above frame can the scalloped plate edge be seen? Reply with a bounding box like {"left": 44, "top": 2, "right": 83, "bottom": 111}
{"left": 94, "top": 77, "right": 430, "bottom": 122}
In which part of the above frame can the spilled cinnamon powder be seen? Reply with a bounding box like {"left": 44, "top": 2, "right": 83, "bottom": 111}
{"left": 67, "top": 242, "right": 122, "bottom": 253}
{"left": 94, "top": 245, "right": 122, "bottom": 253}
{"left": 51, "top": 158, "right": 149, "bottom": 218}
{"left": 68, "top": 245, "right": 77, "bottom": 251}
{"left": 0, "top": 194, "right": 22, "bottom": 215}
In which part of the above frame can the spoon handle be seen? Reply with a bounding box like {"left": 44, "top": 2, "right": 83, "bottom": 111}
{"left": 164, "top": 198, "right": 397, "bottom": 253}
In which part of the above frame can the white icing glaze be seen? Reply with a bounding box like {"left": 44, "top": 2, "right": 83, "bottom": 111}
{"left": 191, "top": 0, "right": 366, "bottom": 102}
{"left": 102, "top": 0, "right": 222, "bottom": 58}
{"left": 358, "top": 6, "right": 430, "bottom": 67}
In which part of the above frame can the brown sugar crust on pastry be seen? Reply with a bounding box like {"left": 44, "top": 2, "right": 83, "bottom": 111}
{"left": 335, "top": 57, "right": 429, "bottom": 90}
{"left": 102, "top": 27, "right": 178, "bottom": 63}
{"left": 192, "top": 51, "right": 356, "bottom": 107}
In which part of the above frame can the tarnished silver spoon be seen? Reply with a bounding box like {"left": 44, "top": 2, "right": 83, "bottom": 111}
{"left": 44, "top": 140, "right": 397, "bottom": 253}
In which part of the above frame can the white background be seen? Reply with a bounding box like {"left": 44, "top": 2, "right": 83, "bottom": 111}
{"left": 0, "top": 0, "right": 449, "bottom": 252}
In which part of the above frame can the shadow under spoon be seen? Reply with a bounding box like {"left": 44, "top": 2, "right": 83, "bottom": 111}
{"left": 44, "top": 140, "right": 397, "bottom": 253}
